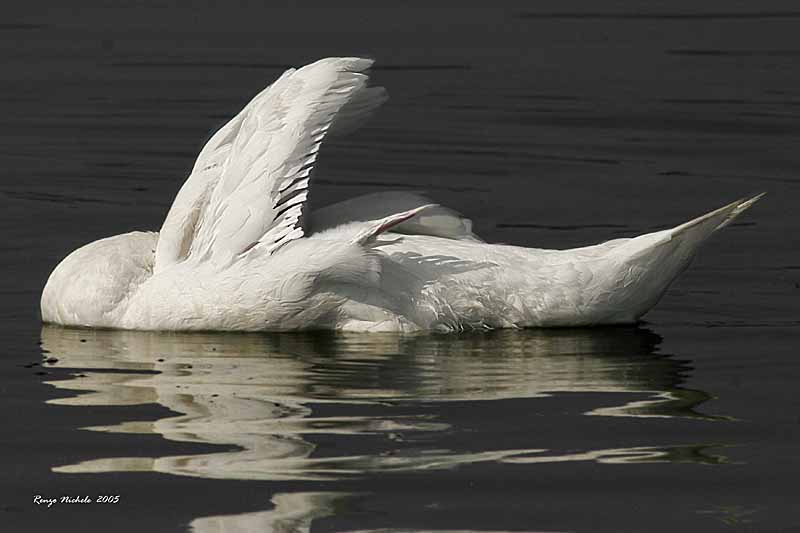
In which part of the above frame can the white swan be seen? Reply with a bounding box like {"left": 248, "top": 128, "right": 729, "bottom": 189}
{"left": 41, "top": 57, "right": 763, "bottom": 333}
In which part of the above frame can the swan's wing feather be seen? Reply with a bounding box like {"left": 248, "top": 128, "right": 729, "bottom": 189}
{"left": 156, "top": 57, "right": 381, "bottom": 269}
{"left": 153, "top": 68, "right": 297, "bottom": 271}
{"left": 327, "top": 85, "right": 388, "bottom": 137}
{"left": 310, "top": 192, "right": 484, "bottom": 242}
{"left": 350, "top": 204, "right": 438, "bottom": 245}
{"left": 152, "top": 110, "right": 244, "bottom": 272}
{"left": 192, "top": 57, "right": 377, "bottom": 264}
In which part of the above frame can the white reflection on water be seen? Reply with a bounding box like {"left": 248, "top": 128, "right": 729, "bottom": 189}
{"left": 40, "top": 326, "right": 728, "bottom": 532}
{"left": 189, "top": 492, "right": 345, "bottom": 533}
{"left": 40, "top": 325, "right": 724, "bottom": 483}
{"left": 188, "top": 491, "right": 565, "bottom": 533}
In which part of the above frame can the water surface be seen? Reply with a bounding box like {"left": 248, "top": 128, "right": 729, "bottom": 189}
{"left": 38, "top": 326, "right": 736, "bottom": 531}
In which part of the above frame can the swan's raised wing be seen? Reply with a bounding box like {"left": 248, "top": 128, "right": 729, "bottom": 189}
{"left": 155, "top": 57, "right": 384, "bottom": 271}
{"left": 153, "top": 95, "right": 249, "bottom": 273}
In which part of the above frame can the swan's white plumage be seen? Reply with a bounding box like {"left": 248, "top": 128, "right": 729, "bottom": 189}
{"left": 157, "top": 57, "right": 376, "bottom": 269}
{"left": 41, "top": 57, "right": 763, "bottom": 332}
{"left": 310, "top": 191, "right": 482, "bottom": 242}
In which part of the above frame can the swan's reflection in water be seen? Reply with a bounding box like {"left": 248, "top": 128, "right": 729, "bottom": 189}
{"left": 40, "top": 326, "right": 724, "bottom": 532}
{"left": 188, "top": 492, "right": 564, "bottom": 533}
{"left": 189, "top": 492, "right": 347, "bottom": 533}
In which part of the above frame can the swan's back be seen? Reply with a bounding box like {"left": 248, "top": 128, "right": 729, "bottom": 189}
{"left": 376, "top": 196, "right": 762, "bottom": 331}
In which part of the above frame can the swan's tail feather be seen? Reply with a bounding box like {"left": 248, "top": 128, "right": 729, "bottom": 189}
{"left": 715, "top": 192, "right": 765, "bottom": 230}
{"left": 606, "top": 194, "right": 764, "bottom": 321}
{"left": 620, "top": 193, "right": 764, "bottom": 264}
{"left": 669, "top": 192, "right": 765, "bottom": 240}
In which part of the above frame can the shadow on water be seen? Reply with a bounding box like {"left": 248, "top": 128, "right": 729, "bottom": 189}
{"left": 38, "top": 325, "right": 729, "bottom": 532}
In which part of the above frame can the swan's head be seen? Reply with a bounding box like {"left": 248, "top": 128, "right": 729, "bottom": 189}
{"left": 41, "top": 232, "right": 157, "bottom": 327}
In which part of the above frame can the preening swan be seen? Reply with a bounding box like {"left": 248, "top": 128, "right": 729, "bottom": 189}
{"left": 41, "top": 57, "right": 762, "bottom": 332}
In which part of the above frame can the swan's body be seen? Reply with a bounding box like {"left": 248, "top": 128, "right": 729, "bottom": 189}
{"left": 41, "top": 58, "right": 762, "bottom": 333}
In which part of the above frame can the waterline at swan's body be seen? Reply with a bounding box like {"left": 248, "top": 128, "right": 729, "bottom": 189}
{"left": 40, "top": 58, "right": 763, "bottom": 333}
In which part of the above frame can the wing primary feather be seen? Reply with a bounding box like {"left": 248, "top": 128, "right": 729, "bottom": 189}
{"left": 352, "top": 205, "right": 438, "bottom": 245}
{"left": 278, "top": 177, "right": 310, "bottom": 198}
{"left": 272, "top": 197, "right": 307, "bottom": 228}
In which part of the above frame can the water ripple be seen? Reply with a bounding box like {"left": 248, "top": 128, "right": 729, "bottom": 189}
{"left": 40, "top": 326, "right": 725, "bottom": 487}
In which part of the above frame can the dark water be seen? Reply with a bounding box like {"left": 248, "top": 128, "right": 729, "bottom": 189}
{"left": 2, "top": 1, "right": 799, "bottom": 532}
